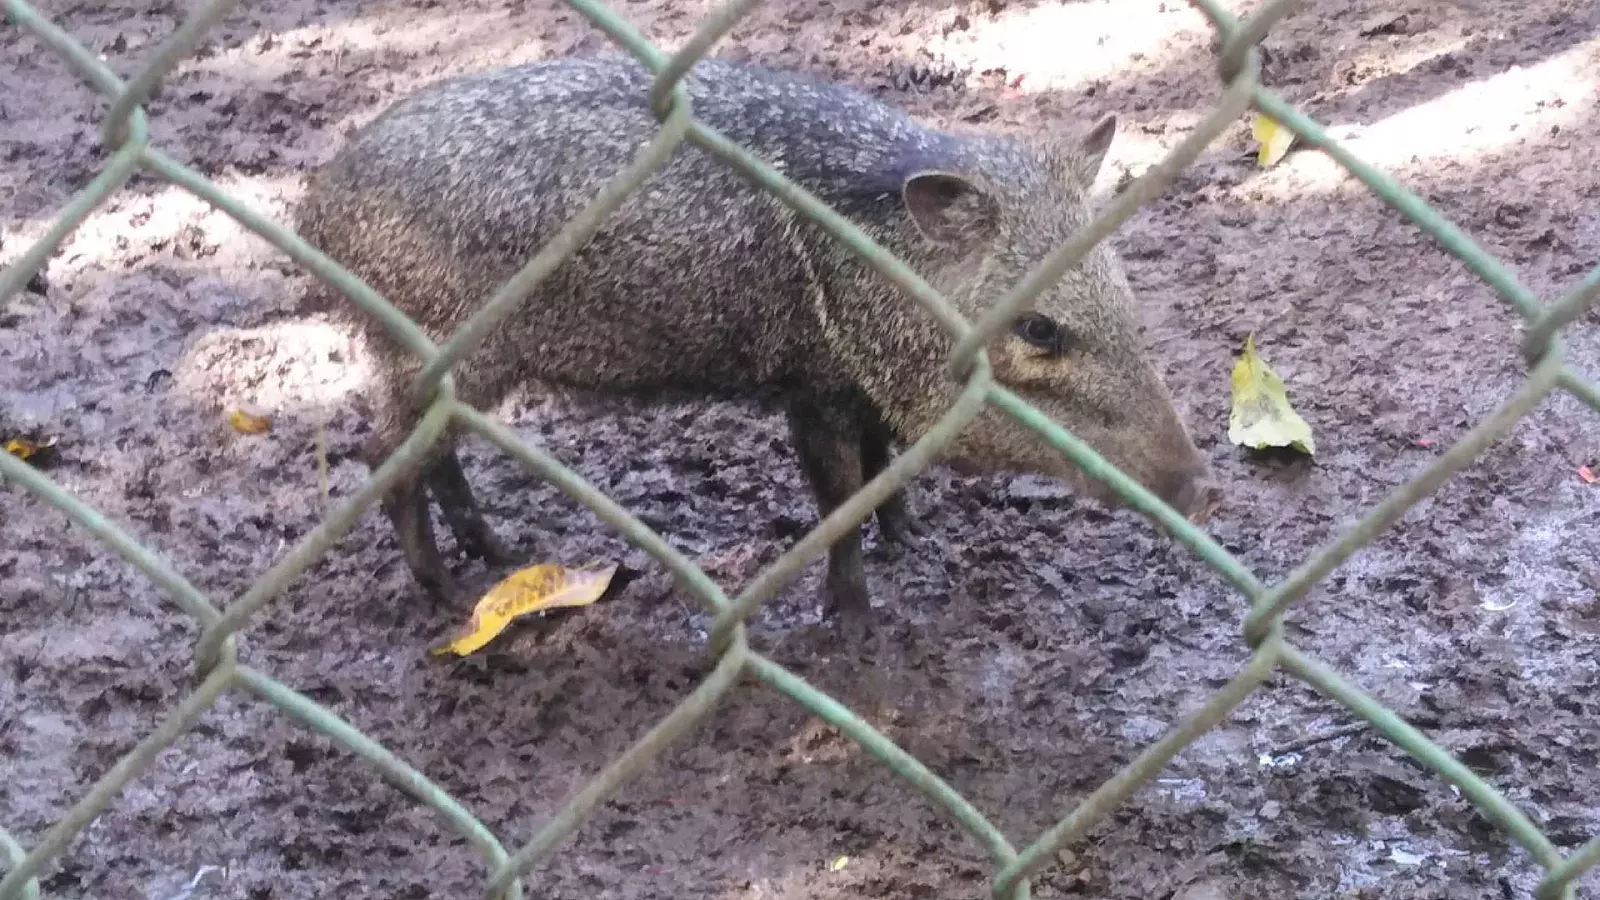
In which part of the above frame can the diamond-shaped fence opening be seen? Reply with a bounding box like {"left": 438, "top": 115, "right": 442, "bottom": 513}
{"left": 3, "top": 0, "right": 1599, "bottom": 898}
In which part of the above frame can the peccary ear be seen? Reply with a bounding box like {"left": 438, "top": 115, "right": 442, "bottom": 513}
{"left": 902, "top": 172, "right": 1000, "bottom": 248}
{"left": 1075, "top": 114, "right": 1117, "bottom": 184}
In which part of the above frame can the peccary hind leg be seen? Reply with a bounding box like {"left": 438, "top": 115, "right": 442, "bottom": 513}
{"left": 364, "top": 424, "right": 515, "bottom": 603}
{"left": 426, "top": 447, "right": 517, "bottom": 565}
{"left": 377, "top": 470, "right": 456, "bottom": 600}
{"left": 785, "top": 396, "right": 874, "bottom": 630}
{"left": 360, "top": 422, "right": 456, "bottom": 600}
{"left": 860, "top": 413, "right": 925, "bottom": 545}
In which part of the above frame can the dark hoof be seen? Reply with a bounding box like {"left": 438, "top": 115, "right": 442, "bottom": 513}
{"left": 460, "top": 528, "right": 519, "bottom": 566}
{"left": 413, "top": 566, "right": 468, "bottom": 608}
{"left": 835, "top": 606, "right": 874, "bottom": 644}
{"left": 821, "top": 577, "right": 875, "bottom": 642}
{"left": 875, "top": 497, "right": 927, "bottom": 547}
{"left": 877, "top": 515, "right": 928, "bottom": 547}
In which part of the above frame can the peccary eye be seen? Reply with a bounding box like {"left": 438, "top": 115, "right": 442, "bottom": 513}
{"left": 1013, "top": 312, "right": 1065, "bottom": 353}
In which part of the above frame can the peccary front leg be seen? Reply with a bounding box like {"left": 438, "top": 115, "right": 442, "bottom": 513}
{"left": 363, "top": 428, "right": 459, "bottom": 603}
{"left": 784, "top": 397, "right": 872, "bottom": 628}
{"left": 860, "top": 413, "right": 925, "bottom": 545}
{"left": 380, "top": 472, "right": 458, "bottom": 602}
{"left": 426, "top": 447, "right": 517, "bottom": 565}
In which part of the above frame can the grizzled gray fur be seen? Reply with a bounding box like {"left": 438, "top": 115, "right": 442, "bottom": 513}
{"left": 295, "top": 54, "right": 1221, "bottom": 625}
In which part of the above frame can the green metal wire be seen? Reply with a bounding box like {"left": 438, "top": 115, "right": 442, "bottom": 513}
{"left": 745, "top": 654, "right": 1024, "bottom": 886}
{"left": 986, "top": 385, "right": 1266, "bottom": 599}
{"left": 5, "top": 0, "right": 1600, "bottom": 897}
{"left": 487, "top": 629, "right": 751, "bottom": 896}
{"left": 1243, "top": 350, "right": 1566, "bottom": 644}
{"left": 0, "top": 143, "right": 142, "bottom": 308}
{"left": 456, "top": 404, "right": 733, "bottom": 614}
{"left": 0, "top": 0, "right": 148, "bottom": 308}
{"left": 569, "top": 0, "right": 977, "bottom": 340}
{"left": 948, "top": 50, "right": 1260, "bottom": 377}
{"left": 995, "top": 631, "right": 1285, "bottom": 897}
{"left": 411, "top": 91, "right": 693, "bottom": 401}
{"left": 194, "top": 398, "right": 457, "bottom": 674}
{"left": 1524, "top": 263, "right": 1600, "bottom": 364}
{"left": 234, "top": 666, "right": 526, "bottom": 900}
{"left": 649, "top": 0, "right": 765, "bottom": 117}
{"left": 1280, "top": 647, "right": 1563, "bottom": 869}
{"left": 1541, "top": 835, "right": 1600, "bottom": 900}
{"left": 1217, "top": 0, "right": 1306, "bottom": 83}
{"left": 141, "top": 147, "right": 441, "bottom": 360}
{"left": 100, "top": 0, "right": 241, "bottom": 148}
{"left": 711, "top": 357, "right": 994, "bottom": 649}
{"left": 0, "top": 445, "right": 222, "bottom": 627}
{"left": 0, "top": 665, "right": 237, "bottom": 898}
{"left": 1561, "top": 367, "right": 1600, "bottom": 411}
{"left": 0, "top": 829, "right": 38, "bottom": 900}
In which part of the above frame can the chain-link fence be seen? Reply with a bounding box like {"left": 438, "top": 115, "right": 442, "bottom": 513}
{"left": 3, "top": 0, "right": 1599, "bottom": 897}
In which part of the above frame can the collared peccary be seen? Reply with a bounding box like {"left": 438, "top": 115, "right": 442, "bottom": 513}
{"left": 295, "top": 54, "right": 1221, "bottom": 625}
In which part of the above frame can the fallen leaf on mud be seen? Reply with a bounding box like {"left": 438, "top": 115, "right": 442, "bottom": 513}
{"left": 1228, "top": 335, "right": 1315, "bottom": 456}
{"left": 829, "top": 856, "right": 850, "bottom": 872}
{"left": 4, "top": 435, "right": 57, "bottom": 462}
{"left": 227, "top": 406, "right": 272, "bottom": 435}
{"left": 432, "top": 562, "right": 618, "bottom": 657}
{"left": 1252, "top": 113, "right": 1295, "bottom": 167}
{"left": 1579, "top": 465, "right": 1597, "bottom": 484}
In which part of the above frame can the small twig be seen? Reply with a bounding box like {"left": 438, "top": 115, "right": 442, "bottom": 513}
{"left": 1270, "top": 721, "right": 1369, "bottom": 757}
{"left": 163, "top": 864, "right": 225, "bottom": 900}
{"left": 315, "top": 412, "right": 330, "bottom": 512}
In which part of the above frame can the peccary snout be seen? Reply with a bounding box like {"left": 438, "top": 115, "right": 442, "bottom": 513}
{"left": 875, "top": 119, "right": 1220, "bottom": 534}
{"left": 1093, "top": 364, "right": 1223, "bottom": 525}
{"left": 1155, "top": 454, "right": 1224, "bottom": 524}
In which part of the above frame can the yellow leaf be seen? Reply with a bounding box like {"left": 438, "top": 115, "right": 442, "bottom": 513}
{"left": 1228, "top": 335, "right": 1315, "bottom": 456}
{"left": 4, "top": 435, "right": 57, "bottom": 463}
{"left": 228, "top": 406, "right": 272, "bottom": 435}
{"left": 5, "top": 438, "right": 40, "bottom": 459}
{"left": 829, "top": 856, "right": 850, "bottom": 872}
{"left": 1252, "top": 113, "right": 1295, "bottom": 167}
{"left": 432, "top": 562, "right": 619, "bottom": 657}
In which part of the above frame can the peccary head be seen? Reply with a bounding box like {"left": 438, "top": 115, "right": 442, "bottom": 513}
{"left": 825, "top": 116, "right": 1220, "bottom": 522}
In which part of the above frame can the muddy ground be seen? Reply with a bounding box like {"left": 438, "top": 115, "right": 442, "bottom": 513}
{"left": 4, "top": 0, "right": 1600, "bottom": 898}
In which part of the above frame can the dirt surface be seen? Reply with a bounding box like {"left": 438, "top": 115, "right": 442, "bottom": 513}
{"left": 4, "top": 0, "right": 1600, "bottom": 898}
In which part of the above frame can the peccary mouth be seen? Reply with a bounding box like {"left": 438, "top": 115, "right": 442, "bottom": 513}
{"left": 1178, "top": 478, "right": 1224, "bottom": 525}
{"left": 937, "top": 456, "right": 1221, "bottom": 530}
{"left": 962, "top": 456, "right": 1221, "bottom": 525}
